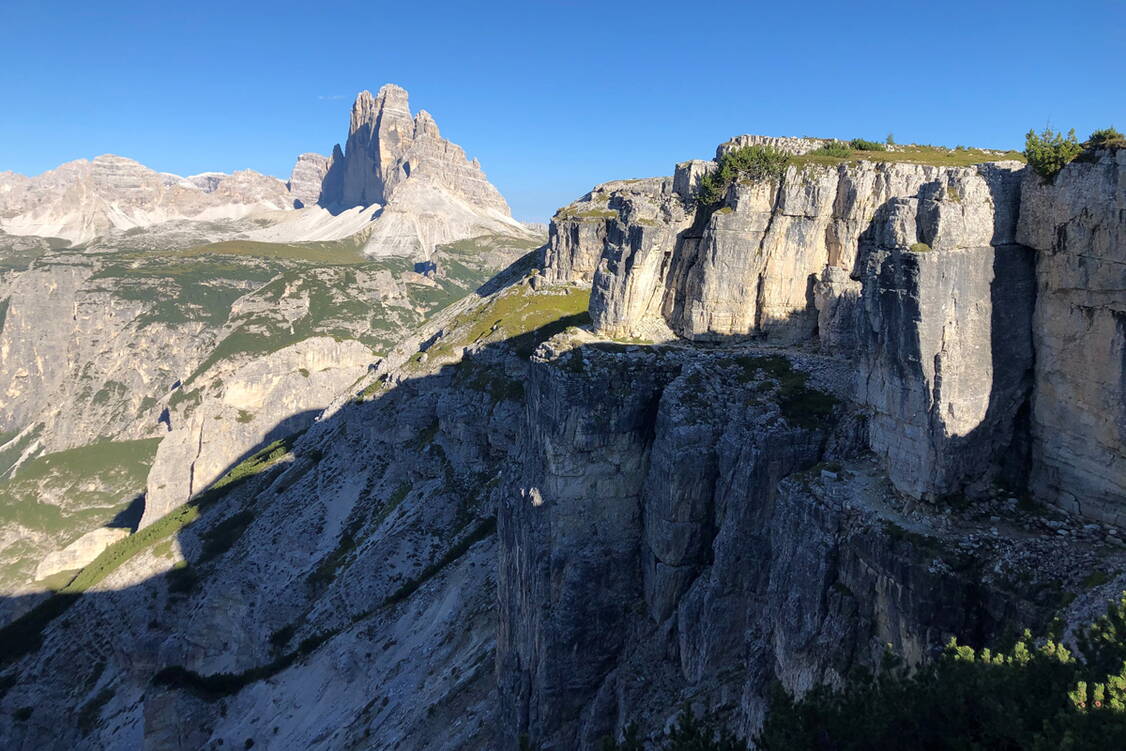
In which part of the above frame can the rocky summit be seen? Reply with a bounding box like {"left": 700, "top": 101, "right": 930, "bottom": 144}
{"left": 0, "top": 121, "right": 1123, "bottom": 751}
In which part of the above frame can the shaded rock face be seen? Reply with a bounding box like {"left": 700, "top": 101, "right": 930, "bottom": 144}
{"left": 852, "top": 165, "right": 1035, "bottom": 500}
{"left": 1016, "top": 150, "right": 1126, "bottom": 524}
{"left": 856, "top": 243, "right": 1035, "bottom": 500}
{"left": 496, "top": 341, "right": 1051, "bottom": 750}
{"left": 0, "top": 343, "right": 518, "bottom": 751}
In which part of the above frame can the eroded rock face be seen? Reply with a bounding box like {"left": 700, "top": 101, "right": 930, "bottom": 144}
{"left": 545, "top": 148, "right": 1042, "bottom": 503}
{"left": 1017, "top": 150, "right": 1126, "bottom": 524}
{"left": 856, "top": 243, "right": 1035, "bottom": 500}
{"left": 549, "top": 152, "right": 1027, "bottom": 348}
{"left": 850, "top": 164, "right": 1035, "bottom": 500}
{"left": 287, "top": 153, "right": 332, "bottom": 209}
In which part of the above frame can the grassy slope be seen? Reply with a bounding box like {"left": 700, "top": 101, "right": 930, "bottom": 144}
{"left": 0, "top": 438, "right": 160, "bottom": 589}
{"left": 790, "top": 143, "right": 1026, "bottom": 169}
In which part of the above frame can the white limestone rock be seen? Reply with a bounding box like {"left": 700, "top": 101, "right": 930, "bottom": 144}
{"left": 34, "top": 527, "right": 130, "bottom": 581}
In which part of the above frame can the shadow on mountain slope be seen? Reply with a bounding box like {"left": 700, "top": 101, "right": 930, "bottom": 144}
{"left": 0, "top": 192, "right": 1049, "bottom": 748}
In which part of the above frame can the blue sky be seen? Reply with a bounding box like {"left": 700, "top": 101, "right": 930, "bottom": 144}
{"left": 1, "top": 1, "right": 1122, "bottom": 221}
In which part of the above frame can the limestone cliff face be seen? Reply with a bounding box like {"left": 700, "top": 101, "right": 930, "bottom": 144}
{"left": 1016, "top": 149, "right": 1126, "bottom": 524}
{"left": 556, "top": 158, "right": 1025, "bottom": 346}
{"left": 287, "top": 153, "right": 331, "bottom": 209}
{"left": 321, "top": 85, "right": 510, "bottom": 216}
{"left": 546, "top": 151, "right": 1039, "bottom": 503}
{"left": 544, "top": 139, "right": 1123, "bottom": 521}
{"left": 851, "top": 164, "right": 1034, "bottom": 501}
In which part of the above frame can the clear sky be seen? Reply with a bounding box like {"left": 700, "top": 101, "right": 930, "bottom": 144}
{"left": 1, "top": 0, "right": 1122, "bottom": 222}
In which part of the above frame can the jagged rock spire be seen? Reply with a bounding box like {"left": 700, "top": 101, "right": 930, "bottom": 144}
{"left": 314, "top": 84, "right": 510, "bottom": 216}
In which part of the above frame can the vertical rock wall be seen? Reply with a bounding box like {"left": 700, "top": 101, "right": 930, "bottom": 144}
{"left": 1017, "top": 150, "right": 1126, "bottom": 523}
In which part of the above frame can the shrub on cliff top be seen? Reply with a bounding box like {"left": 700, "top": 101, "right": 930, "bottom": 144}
{"left": 1084, "top": 127, "right": 1125, "bottom": 152}
{"left": 849, "top": 138, "right": 886, "bottom": 152}
{"left": 809, "top": 140, "right": 852, "bottom": 158}
{"left": 697, "top": 145, "right": 790, "bottom": 208}
{"left": 1025, "top": 126, "right": 1082, "bottom": 179}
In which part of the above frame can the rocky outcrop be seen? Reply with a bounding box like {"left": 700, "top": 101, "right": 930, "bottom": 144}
{"left": 34, "top": 527, "right": 130, "bottom": 581}
{"left": 544, "top": 145, "right": 1041, "bottom": 504}
{"left": 0, "top": 255, "right": 92, "bottom": 431}
{"left": 1017, "top": 149, "right": 1126, "bottom": 524}
{"left": 554, "top": 156, "right": 1026, "bottom": 347}
{"left": 716, "top": 134, "right": 827, "bottom": 157}
{"left": 286, "top": 153, "right": 332, "bottom": 208}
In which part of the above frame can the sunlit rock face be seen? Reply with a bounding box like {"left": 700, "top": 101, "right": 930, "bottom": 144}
{"left": 1017, "top": 149, "right": 1126, "bottom": 524}
{"left": 544, "top": 147, "right": 1037, "bottom": 501}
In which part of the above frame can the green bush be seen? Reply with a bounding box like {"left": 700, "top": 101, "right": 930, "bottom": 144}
{"left": 886, "top": 132, "right": 896, "bottom": 145}
{"left": 697, "top": 145, "right": 790, "bottom": 208}
{"left": 1025, "top": 127, "right": 1082, "bottom": 179}
{"left": 809, "top": 141, "right": 853, "bottom": 158}
{"left": 849, "top": 138, "right": 887, "bottom": 152}
{"left": 1084, "top": 127, "right": 1125, "bottom": 151}
{"left": 755, "top": 593, "right": 1126, "bottom": 750}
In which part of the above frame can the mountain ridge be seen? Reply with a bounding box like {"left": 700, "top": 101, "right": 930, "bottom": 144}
{"left": 0, "top": 85, "right": 531, "bottom": 255}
